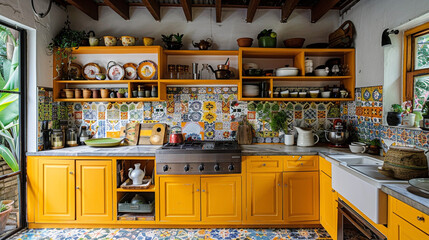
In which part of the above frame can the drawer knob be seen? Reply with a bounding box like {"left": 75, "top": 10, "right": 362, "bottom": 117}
{"left": 69, "top": 171, "right": 73, "bottom": 175}
{"left": 76, "top": 186, "right": 79, "bottom": 189}
{"left": 417, "top": 216, "right": 425, "bottom": 221}
{"left": 300, "top": 163, "right": 304, "bottom": 166}
{"left": 262, "top": 163, "right": 266, "bottom": 166}
{"left": 202, "top": 189, "right": 206, "bottom": 192}
{"left": 332, "top": 189, "right": 335, "bottom": 193}
{"left": 196, "top": 189, "right": 200, "bottom": 192}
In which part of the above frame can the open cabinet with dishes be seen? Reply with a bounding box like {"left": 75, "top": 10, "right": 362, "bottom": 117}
{"left": 239, "top": 48, "right": 355, "bottom": 101}
{"left": 115, "top": 158, "right": 156, "bottom": 223}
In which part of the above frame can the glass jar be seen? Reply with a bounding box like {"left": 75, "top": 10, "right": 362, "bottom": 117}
{"left": 79, "top": 126, "right": 90, "bottom": 145}
{"left": 200, "top": 64, "right": 212, "bottom": 80}
{"left": 67, "top": 128, "right": 78, "bottom": 147}
{"left": 167, "top": 64, "right": 176, "bottom": 79}
{"left": 176, "top": 65, "right": 185, "bottom": 79}
{"left": 183, "top": 65, "right": 190, "bottom": 79}
{"left": 51, "top": 129, "right": 64, "bottom": 149}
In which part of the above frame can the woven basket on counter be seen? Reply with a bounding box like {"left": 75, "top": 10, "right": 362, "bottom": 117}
{"left": 379, "top": 146, "right": 428, "bottom": 180}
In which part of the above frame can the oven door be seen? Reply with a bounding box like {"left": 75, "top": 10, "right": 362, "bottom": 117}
{"left": 337, "top": 199, "right": 386, "bottom": 240}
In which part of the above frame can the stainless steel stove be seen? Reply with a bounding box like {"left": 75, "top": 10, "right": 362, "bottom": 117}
{"left": 155, "top": 141, "right": 242, "bottom": 175}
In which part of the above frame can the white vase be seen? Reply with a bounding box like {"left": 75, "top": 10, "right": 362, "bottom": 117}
{"left": 128, "top": 163, "right": 145, "bottom": 185}
{"left": 402, "top": 113, "right": 416, "bottom": 127}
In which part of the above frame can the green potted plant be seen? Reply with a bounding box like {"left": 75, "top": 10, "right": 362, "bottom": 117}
{"left": 268, "top": 110, "right": 293, "bottom": 145}
{"left": 117, "top": 88, "right": 127, "bottom": 98}
{"left": 0, "top": 201, "right": 13, "bottom": 232}
{"left": 421, "top": 98, "right": 429, "bottom": 130}
{"left": 48, "top": 20, "right": 86, "bottom": 80}
{"left": 257, "top": 29, "right": 277, "bottom": 48}
{"left": 401, "top": 100, "right": 416, "bottom": 127}
{"left": 367, "top": 138, "right": 381, "bottom": 155}
{"left": 386, "top": 104, "right": 403, "bottom": 126}
{"left": 161, "top": 33, "right": 184, "bottom": 50}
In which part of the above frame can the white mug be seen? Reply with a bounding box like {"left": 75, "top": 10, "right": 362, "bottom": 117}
{"left": 349, "top": 144, "right": 367, "bottom": 153}
{"left": 284, "top": 134, "right": 294, "bottom": 146}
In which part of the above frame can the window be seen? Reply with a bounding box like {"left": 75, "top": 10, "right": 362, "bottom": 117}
{"left": 403, "top": 22, "right": 429, "bottom": 110}
{"left": 0, "top": 21, "right": 26, "bottom": 239}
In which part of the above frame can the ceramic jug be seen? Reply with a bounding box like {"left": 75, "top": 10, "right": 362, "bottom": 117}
{"left": 88, "top": 31, "right": 99, "bottom": 46}
{"left": 295, "top": 127, "right": 319, "bottom": 147}
{"left": 128, "top": 163, "right": 145, "bottom": 185}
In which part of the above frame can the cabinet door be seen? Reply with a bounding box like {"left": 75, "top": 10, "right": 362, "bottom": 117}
{"left": 390, "top": 213, "right": 429, "bottom": 240}
{"left": 76, "top": 160, "right": 112, "bottom": 222}
{"left": 283, "top": 171, "right": 319, "bottom": 222}
{"left": 320, "top": 171, "right": 337, "bottom": 240}
{"left": 247, "top": 172, "right": 282, "bottom": 222}
{"left": 160, "top": 176, "right": 200, "bottom": 221}
{"left": 201, "top": 176, "right": 241, "bottom": 222}
{"left": 36, "top": 159, "right": 75, "bottom": 222}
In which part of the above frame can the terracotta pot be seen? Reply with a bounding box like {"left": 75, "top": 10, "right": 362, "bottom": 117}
{"left": 117, "top": 93, "right": 125, "bottom": 98}
{"left": 83, "top": 89, "right": 92, "bottom": 98}
{"left": 64, "top": 89, "right": 74, "bottom": 98}
{"left": 237, "top": 37, "right": 253, "bottom": 47}
{"left": 74, "top": 89, "right": 82, "bottom": 98}
{"left": 91, "top": 89, "right": 100, "bottom": 98}
{"left": 100, "top": 89, "right": 110, "bottom": 98}
{"left": 60, "top": 90, "right": 66, "bottom": 98}
{"left": 283, "top": 38, "right": 305, "bottom": 48}
{"left": 0, "top": 204, "right": 13, "bottom": 232}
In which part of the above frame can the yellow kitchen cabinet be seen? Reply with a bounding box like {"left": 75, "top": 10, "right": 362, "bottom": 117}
{"left": 320, "top": 171, "right": 337, "bottom": 240}
{"left": 160, "top": 176, "right": 201, "bottom": 222}
{"left": 390, "top": 213, "right": 429, "bottom": 240}
{"left": 283, "top": 171, "right": 319, "bottom": 222}
{"left": 76, "top": 160, "right": 112, "bottom": 222}
{"left": 201, "top": 176, "right": 241, "bottom": 222}
{"left": 246, "top": 172, "right": 283, "bottom": 222}
{"left": 36, "top": 159, "right": 75, "bottom": 222}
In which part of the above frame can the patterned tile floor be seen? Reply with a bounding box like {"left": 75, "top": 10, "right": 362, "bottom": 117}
{"left": 10, "top": 228, "right": 332, "bottom": 240}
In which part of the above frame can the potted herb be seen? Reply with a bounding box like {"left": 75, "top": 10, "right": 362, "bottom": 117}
{"left": 257, "top": 29, "right": 277, "bottom": 48}
{"left": 386, "top": 104, "right": 403, "bottom": 126}
{"left": 48, "top": 20, "right": 86, "bottom": 80}
{"left": 161, "top": 33, "right": 184, "bottom": 50}
{"left": 422, "top": 99, "right": 429, "bottom": 130}
{"left": 401, "top": 100, "right": 416, "bottom": 127}
{"left": 367, "top": 138, "right": 381, "bottom": 155}
{"left": 268, "top": 110, "right": 293, "bottom": 145}
{"left": 117, "top": 88, "right": 127, "bottom": 98}
{"left": 0, "top": 201, "right": 13, "bottom": 232}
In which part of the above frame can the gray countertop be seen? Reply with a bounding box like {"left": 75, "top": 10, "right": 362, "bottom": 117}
{"left": 27, "top": 144, "right": 348, "bottom": 157}
{"left": 381, "top": 184, "right": 429, "bottom": 215}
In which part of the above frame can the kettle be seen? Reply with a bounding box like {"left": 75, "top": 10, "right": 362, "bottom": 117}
{"left": 169, "top": 129, "right": 184, "bottom": 145}
{"left": 192, "top": 38, "right": 212, "bottom": 50}
{"left": 295, "top": 127, "right": 319, "bottom": 147}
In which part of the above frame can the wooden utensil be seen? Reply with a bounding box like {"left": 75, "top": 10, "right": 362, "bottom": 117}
{"left": 149, "top": 123, "right": 167, "bottom": 145}
{"left": 237, "top": 117, "right": 253, "bottom": 145}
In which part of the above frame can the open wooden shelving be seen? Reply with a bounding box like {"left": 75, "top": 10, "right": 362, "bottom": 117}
{"left": 53, "top": 46, "right": 355, "bottom": 102}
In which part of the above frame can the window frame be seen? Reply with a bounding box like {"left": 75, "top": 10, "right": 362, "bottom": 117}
{"left": 0, "top": 19, "right": 27, "bottom": 240}
{"left": 403, "top": 21, "right": 429, "bottom": 102}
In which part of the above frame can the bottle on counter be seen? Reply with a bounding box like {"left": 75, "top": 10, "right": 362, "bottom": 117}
{"left": 67, "top": 128, "right": 78, "bottom": 147}
{"left": 79, "top": 126, "right": 90, "bottom": 145}
{"left": 51, "top": 129, "right": 64, "bottom": 149}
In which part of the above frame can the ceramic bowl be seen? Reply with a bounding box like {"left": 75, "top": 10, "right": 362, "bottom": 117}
{"left": 314, "top": 69, "right": 328, "bottom": 76}
{"left": 321, "top": 91, "right": 331, "bottom": 98}
{"left": 237, "top": 37, "right": 253, "bottom": 47}
{"left": 309, "top": 90, "right": 319, "bottom": 98}
{"left": 120, "top": 36, "right": 136, "bottom": 46}
{"left": 290, "top": 92, "right": 298, "bottom": 98}
{"left": 280, "top": 90, "right": 289, "bottom": 98}
{"left": 349, "top": 144, "right": 367, "bottom": 153}
{"left": 276, "top": 67, "right": 299, "bottom": 76}
{"left": 299, "top": 92, "right": 307, "bottom": 98}
{"left": 243, "top": 85, "right": 259, "bottom": 97}
{"left": 103, "top": 36, "right": 117, "bottom": 46}
{"left": 283, "top": 38, "right": 305, "bottom": 48}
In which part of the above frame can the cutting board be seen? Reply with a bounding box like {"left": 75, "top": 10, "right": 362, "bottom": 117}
{"left": 138, "top": 123, "right": 157, "bottom": 145}
{"left": 237, "top": 120, "right": 253, "bottom": 145}
{"left": 149, "top": 123, "right": 167, "bottom": 145}
{"left": 120, "top": 122, "right": 141, "bottom": 145}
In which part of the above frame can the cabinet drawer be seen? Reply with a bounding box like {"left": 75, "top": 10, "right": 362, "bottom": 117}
{"left": 246, "top": 156, "right": 283, "bottom": 172}
{"left": 392, "top": 197, "right": 429, "bottom": 234}
{"left": 320, "top": 157, "right": 332, "bottom": 177}
{"left": 284, "top": 156, "right": 318, "bottom": 171}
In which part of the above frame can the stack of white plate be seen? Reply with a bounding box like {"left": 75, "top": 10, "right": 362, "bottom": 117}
{"left": 243, "top": 85, "right": 259, "bottom": 97}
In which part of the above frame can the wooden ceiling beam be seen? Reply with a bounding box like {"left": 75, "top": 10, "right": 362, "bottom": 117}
{"left": 104, "top": 0, "right": 130, "bottom": 20}
{"left": 216, "top": 0, "right": 222, "bottom": 23}
{"left": 311, "top": 0, "right": 340, "bottom": 23}
{"left": 246, "top": 0, "right": 261, "bottom": 23}
{"left": 181, "top": 0, "right": 192, "bottom": 21}
{"left": 141, "top": 0, "right": 161, "bottom": 21}
{"left": 66, "top": 0, "right": 98, "bottom": 20}
{"left": 281, "top": 0, "right": 300, "bottom": 23}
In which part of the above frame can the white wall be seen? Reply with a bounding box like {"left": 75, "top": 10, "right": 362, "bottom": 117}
{"left": 0, "top": 0, "right": 66, "bottom": 152}
{"left": 340, "top": 0, "right": 429, "bottom": 88}
{"left": 69, "top": 6, "right": 339, "bottom": 50}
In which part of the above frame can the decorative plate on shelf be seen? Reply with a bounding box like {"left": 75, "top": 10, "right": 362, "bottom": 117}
{"left": 69, "top": 63, "right": 82, "bottom": 79}
{"left": 137, "top": 60, "right": 158, "bottom": 80}
{"left": 107, "top": 61, "right": 125, "bottom": 80}
{"left": 123, "top": 63, "right": 138, "bottom": 80}
{"left": 409, "top": 178, "right": 429, "bottom": 194}
{"left": 84, "top": 138, "right": 123, "bottom": 147}
{"left": 83, "top": 63, "right": 101, "bottom": 80}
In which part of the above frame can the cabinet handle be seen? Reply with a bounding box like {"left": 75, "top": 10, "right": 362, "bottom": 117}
{"left": 69, "top": 171, "right": 73, "bottom": 175}
{"left": 417, "top": 216, "right": 425, "bottom": 221}
{"left": 297, "top": 156, "right": 302, "bottom": 161}
{"left": 332, "top": 189, "right": 336, "bottom": 193}
{"left": 262, "top": 163, "right": 266, "bottom": 166}
{"left": 202, "top": 190, "right": 206, "bottom": 192}
{"left": 76, "top": 186, "right": 79, "bottom": 189}
{"left": 284, "top": 184, "right": 287, "bottom": 187}
{"left": 278, "top": 183, "right": 281, "bottom": 187}
{"left": 196, "top": 189, "right": 200, "bottom": 192}
{"left": 300, "top": 163, "right": 304, "bottom": 166}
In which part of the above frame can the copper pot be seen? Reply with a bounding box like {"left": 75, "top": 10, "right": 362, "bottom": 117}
{"left": 169, "top": 133, "right": 184, "bottom": 144}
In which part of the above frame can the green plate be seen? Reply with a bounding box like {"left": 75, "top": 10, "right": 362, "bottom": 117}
{"left": 85, "top": 138, "right": 123, "bottom": 147}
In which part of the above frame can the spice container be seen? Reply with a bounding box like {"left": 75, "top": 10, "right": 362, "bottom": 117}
{"left": 176, "top": 65, "right": 185, "bottom": 79}
{"left": 67, "top": 128, "right": 79, "bottom": 147}
{"left": 51, "top": 129, "right": 64, "bottom": 149}
{"left": 167, "top": 64, "right": 176, "bottom": 79}
{"left": 79, "top": 126, "right": 90, "bottom": 145}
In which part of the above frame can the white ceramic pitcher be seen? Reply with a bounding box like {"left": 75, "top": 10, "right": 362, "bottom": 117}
{"left": 128, "top": 163, "right": 146, "bottom": 185}
{"left": 295, "top": 127, "right": 319, "bottom": 147}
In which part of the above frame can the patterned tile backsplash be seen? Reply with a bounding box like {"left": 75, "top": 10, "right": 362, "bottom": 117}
{"left": 38, "top": 86, "right": 429, "bottom": 152}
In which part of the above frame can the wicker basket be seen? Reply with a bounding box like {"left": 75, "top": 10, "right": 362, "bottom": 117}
{"left": 380, "top": 146, "right": 428, "bottom": 180}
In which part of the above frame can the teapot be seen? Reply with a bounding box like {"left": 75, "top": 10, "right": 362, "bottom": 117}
{"left": 192, "top": 38, "right": 212, "bottom": 50}
{"left": 128, "top": 163, "right": 146, "bottom": 185}
{"left": 295, "top": 127, "right": 319, "bottom": 147}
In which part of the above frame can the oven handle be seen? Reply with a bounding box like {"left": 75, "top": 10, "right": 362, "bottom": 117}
{"left": 337, "top": 207, "right": 373, "bottom": 239}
